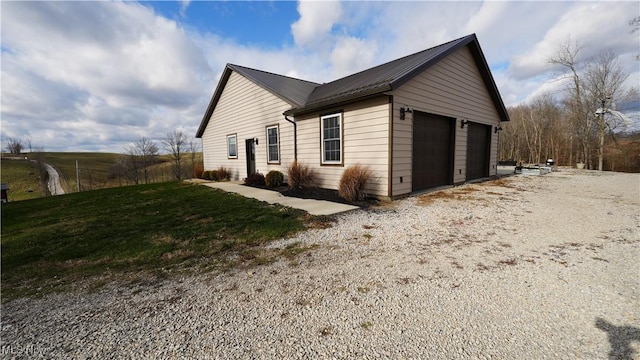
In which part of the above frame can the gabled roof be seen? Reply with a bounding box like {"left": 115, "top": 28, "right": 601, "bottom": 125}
{"left": 286, "top": 34, "right": 508, "bottom": 120}
{"left": 197, "top": 34, "right": 509, "bottom": 138}
{"left": 196, "top": 64, "right": 319, "bottom": 137}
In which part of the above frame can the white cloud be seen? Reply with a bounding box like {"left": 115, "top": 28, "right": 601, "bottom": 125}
{"left": 330, "top": 36, "right": 377, "bottom": 78}
{"left": 1, "top": 1, "right": 211, "bottom": 151}
{"left": 291, "top": 0, "right": 342, "bottom": 48}
{"left": 2, "top": 1, "right": 638, "bottom": 152}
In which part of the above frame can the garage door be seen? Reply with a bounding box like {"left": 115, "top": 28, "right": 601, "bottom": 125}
{"left": 412, "top": 112, "right": 454, "bottom": 191}
{"left": 466, "top": 122, "right": 491, "bottom": 180}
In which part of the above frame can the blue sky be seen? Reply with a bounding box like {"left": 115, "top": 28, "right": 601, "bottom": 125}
{"left": 1, "top": 1, "right": 638, "bottom": 152}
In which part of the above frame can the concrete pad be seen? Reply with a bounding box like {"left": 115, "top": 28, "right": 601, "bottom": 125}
{"left": 202, "top": 181, "right": 359, "bottom": 216}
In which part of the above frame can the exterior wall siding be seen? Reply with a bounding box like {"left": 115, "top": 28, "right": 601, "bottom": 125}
{"left": 201, "top": 71, "right": 295, "bottom": 180}
{"left": 391, "top": 46, "right": 501, "bottom": 197}
{"left": 295, "top": 97, "right": 390, "bottom": 197}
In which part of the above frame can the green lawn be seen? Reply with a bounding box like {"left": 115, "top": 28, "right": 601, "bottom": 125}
{"left": 0, "top": 158, "right": 43, "bottom": 201}
{"left": 1, "top": 182, "right": 306, "bottom": 300}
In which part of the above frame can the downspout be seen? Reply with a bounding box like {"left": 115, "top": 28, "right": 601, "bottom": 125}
{"left": 283, "top": 114, "right": 297, "bottom": 161}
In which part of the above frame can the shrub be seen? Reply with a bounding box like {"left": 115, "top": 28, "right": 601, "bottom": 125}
{"left": 217, "top": 166, "right": 231, "bottom": 181}
{"left": 287, "top": 161, "right": 314, "bottom": 188}
{"left": 203, "top": 170, "right": 211, "bottom": 180}
{"left": 338, "top": 164, "right": 372, "bottom": 202}
{"left": 194, "top": 164, "right": 204, "bottom": 179}
{"left": 244, "top": 172, "right": 265, "bottom": 186}
{"left": 210, "top": 170, "right": 219, "bottom": 181}
{"left": 265, "top": 170, "right": 284, "bottom": 188}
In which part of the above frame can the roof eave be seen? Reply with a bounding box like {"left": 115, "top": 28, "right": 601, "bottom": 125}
{"left": 196, "top": 65, "right": 233, "bottom": 138}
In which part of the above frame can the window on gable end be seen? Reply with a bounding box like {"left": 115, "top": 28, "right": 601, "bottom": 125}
{"left": 227, "top": 134, "right": 237, "bottom": 159}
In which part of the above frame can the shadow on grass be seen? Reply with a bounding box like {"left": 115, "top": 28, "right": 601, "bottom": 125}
{"left": 595, "top": 317, "right": 640, "bottom": 360}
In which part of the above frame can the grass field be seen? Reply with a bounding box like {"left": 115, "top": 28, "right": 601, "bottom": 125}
{"left": 35, "top": 152, "right": 199, "bottom": 193}
{"left": 0, "top": 158, "right": 43, "bottom": 201}
{"left": 1, "top": 182, "right": 306, "bottom": 300}
{"left": 35, "top": 152, "right": 125, "bottom": 192}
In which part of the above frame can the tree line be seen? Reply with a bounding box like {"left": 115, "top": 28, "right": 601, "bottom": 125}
{"left": 110, "top": 129, "right": 202, "bottom": 186}
{"left": 498, "top": 38, "right": 639, "bottom": 172}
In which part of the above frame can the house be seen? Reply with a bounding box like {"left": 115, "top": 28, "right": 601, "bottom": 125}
{"left": 196, "top": 34, "right": 509, "bottom": 199}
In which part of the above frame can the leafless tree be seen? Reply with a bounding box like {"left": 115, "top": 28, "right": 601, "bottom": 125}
{"left": 583, "top": 50, "right": 629, "bottom": 171}
{"left": 188, "top": 137, "right": 202, "bottom": 177}
{"left": 133, "top": 137, "right": 159, "bottom": 184}
{"left": 163, "top": 129, "right": 187, "bottom": 181}
{"left": 5, "top": 137, "right": 23, "bottom": 155}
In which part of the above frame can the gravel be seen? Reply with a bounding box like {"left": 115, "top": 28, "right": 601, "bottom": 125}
{"left": 2, "top": 169, "right": 639, "bottom": 359}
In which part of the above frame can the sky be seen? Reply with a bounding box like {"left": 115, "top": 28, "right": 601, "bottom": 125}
{"left": 1, "top": 1, "right": 639, "bottom": 153}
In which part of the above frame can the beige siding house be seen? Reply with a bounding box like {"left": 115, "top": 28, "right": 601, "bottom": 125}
{"left": 196, "top": 34, "right": 509, "bottom": 199}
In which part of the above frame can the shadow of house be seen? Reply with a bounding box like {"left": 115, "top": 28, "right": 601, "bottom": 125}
{"left": 595, "top": 317, "right": 640, "bottom": 360}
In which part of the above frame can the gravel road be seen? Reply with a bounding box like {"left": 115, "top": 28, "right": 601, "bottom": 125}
{"left": 2, "top": 169, "right": 638, "bottom": 359}
{"left": 43, "top": 163, "right": 65, "bottom": 196}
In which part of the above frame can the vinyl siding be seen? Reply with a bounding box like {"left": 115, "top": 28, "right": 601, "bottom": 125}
{"left": 391, "top": 46, "right": 501, "bottom": 196}
{"left": 201, "top": 71, "right": 294, "bottom": 180}
{"left": 295, "top": 97, "right": 390, "bottom": 197}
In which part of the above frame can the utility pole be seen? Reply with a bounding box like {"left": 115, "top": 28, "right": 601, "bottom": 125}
{"left": 597, "top": 96, "right": 610, "bottom": 172}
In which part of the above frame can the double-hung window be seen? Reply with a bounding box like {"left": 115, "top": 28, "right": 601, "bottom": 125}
{"left": 321, "top": 113, "right": 342, "bottom": 164}
{"left": 226, "top": 134, "right": 237, "bottom": 159}
{"left": 266, "top": 125, "right": 279, "bottom": 163}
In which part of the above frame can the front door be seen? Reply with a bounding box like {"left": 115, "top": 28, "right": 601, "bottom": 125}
{"left": 245, "top": 139, "right": 256, "bottom": 177}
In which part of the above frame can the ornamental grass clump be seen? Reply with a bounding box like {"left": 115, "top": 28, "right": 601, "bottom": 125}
{"left": 216, "top": 167, "right": 231, "bottom": 181}
{"left": 338, "top": 164, "right": 372, "bottom": 202}
{"left": 287, "top": 161, "right": 314, "bottom": 188}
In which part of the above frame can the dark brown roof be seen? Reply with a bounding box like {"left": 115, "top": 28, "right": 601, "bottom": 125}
{"left": 196, "top": 34, "right": 509, "bottom": 138}
{"left": 196, "top": 64, "right": 319, "bottom": 137}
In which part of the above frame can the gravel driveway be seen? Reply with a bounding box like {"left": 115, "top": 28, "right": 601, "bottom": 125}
{"left": 2, "top": 169, "right": 638, "bottom": 359}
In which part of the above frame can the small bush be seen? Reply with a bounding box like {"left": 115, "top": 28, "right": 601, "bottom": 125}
{"left": 244, "top": 172, "right": 265, "bottom": 186}
{"left": 210, "top": 170, "right": 219, "bottom": 181}
{"left": 194, "top": 164, "right": 204, "bottom": 179}
{"left": 217, "top": 167, "right": 231, "bottom": 181}
{"left": 265, "top": 170, "right": 284, "bottom": 188}
{"left": 287, "top": 161, "right": 314, "bottom": 188}
{"left": 338, "top": 164, "right": 372, "bottom": 202}
{"left": 203, "top": 170, "right": 211, "bottom": 180}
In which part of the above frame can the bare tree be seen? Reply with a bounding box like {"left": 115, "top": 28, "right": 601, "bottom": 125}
{"left": 583, "top": 50, "right": 629, "bottom": 171}
{"left": 188, "top": 137, "right": 202, "bottom": 177}
{"left": 5, "top": 137, "right": 23, "bottom": 155}
{"left": 134, "top": 137, "right": 159, "bottom": 184}
{"left": 548, "top": 38, "right": 595, "bottom": 168}
{"left": 163, "top": 129, "right": 187, "bottom": 181}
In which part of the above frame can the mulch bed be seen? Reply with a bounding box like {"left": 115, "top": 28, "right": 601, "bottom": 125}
{"left": 244, "top": 183, "right": 378, "bottom": 208}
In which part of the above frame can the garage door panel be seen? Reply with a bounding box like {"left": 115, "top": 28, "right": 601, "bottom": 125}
{"left": 412, "top": 112, "right": 454, "bottom": 191}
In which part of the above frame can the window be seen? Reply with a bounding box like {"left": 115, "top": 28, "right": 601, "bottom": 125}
{"left": 321, "top": 113, "right": 342, "bottom": 164}
{"left": 226, "top": 134, "right": 237, "bottom": 159}
{"left": 266, "top": 125, "right": 279, "bottom": 163}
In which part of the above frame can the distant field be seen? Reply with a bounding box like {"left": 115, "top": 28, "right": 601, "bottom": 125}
{"left": 1, "top": 181, "right": 305, "bottom": 300}
{"left": 0, "top": 158, "right": 43, "bottom": 201}
{"left": 2, "top": 152, "right": 202, "bottom": 199}
{"left": 35, "top": 152, "right": 123, "bottom": 192}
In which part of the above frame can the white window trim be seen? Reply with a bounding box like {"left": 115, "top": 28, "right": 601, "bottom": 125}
{"left": 321, "top": 113, "right": 342, "bottom": 165}
{"left": 266, "top": 125, "right": 279, "bottom": 164}
{"left": 226, "top": 134, "right": 237, "bottom": 159}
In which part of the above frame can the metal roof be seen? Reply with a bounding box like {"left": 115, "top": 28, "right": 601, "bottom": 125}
{"left": 196, "top": 34, "right": 509, "bottom": 138}
{"left": 228, "top": 64, "right": 320, "bottom": 107}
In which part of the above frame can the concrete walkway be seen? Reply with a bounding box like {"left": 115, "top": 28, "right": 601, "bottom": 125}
{"left": 202, "top": 181, "right": 359, "bottom": 216}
